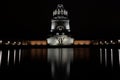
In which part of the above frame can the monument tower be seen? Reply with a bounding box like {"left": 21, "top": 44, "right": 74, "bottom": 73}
{"left": 47, "top": 3, "right": 74, "bottom": 45}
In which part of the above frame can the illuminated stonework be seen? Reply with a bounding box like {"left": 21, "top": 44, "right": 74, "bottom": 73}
{"left": 47, "top": 4, "right": 74, "bottom": 45}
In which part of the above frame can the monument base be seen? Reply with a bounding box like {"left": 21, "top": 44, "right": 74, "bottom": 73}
{"left": 47, "top": 35, "right": 74, "bottom": 46}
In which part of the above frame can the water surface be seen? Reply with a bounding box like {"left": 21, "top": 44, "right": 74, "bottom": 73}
{"left": 0, "top": 47, "right": 120, "bottom": 80}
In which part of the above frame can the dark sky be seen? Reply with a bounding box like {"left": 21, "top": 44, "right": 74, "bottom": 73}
{"left": 0, "top": 0, "right": 120, "bottom": 40}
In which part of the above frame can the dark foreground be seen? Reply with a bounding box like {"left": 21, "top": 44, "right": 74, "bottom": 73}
{"left": 0, "top": 46, "right": 120, "bottom": 80}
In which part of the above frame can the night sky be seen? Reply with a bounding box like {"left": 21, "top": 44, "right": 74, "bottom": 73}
{"left": 0, "top": 0, "right": 120, "bottom": 40}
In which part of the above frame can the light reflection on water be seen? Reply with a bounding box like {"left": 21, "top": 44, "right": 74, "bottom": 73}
{"left": 105, "top": 48, "right": 107, "bottom": 67}
{"left": 0, "top": 50, "right": 2, "bottom": 66}
{"left": 110, "top": 49, "right": 113, "bottom": 67}
{"left": 6, "top": 49, "right": 22, "bottom": 66}
{"left": 0, "top": 47, "right": 119, "bottom": 79}
{"left": 7, "top": 50, "right": 10, "bottom": 65}
{"left": 119, "top": 49, "right": 120, "bottom": 66}
{"left": 98, "top": 48, "right": 120, "bottom": 68}
{"left": 100, "top": 48, "right": 102, "bottom": 64}
{"left": 48, "top": 48, "right": 73, "bottom": 79}
{"left": 13, "top": 49, "right": 16, "bottom": 64}
{"left": 19, "top": 49, "right": 21, "bottom": 63}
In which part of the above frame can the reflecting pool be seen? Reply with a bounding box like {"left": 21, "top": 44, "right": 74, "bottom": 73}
{"left": 0, "top": 47, "right": 120, "bottom": 80}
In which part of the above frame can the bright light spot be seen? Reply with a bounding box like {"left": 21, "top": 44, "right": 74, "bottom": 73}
{"left": 118, "top": 40, "right": 120, "bottom": 43}
{"left": 5, "top": 41, "right": 10, "bottom": 45}
{"left": 0, "top": 40, "right": 2, "bottom": 44}
{"left": 18, "top": 42, "right": 21, "bottom": 45}
{"left": 110, "top": 40, "right": 113, "bottom": 43}
{"left": 100, "top": 41, "right": 103, "bottom": 44}
{"left": 8, "top": 41, "right": 10, "bottom": 43}
{"left": 105, "top": 41, "right": 107, "bottom": 43}
{"left": 12, "top": 42, "right": 16, "bottom": 45}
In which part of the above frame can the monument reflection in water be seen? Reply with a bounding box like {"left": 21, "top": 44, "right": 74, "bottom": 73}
{"left": 48, "top": 48, "right": 73, "bottom": 80}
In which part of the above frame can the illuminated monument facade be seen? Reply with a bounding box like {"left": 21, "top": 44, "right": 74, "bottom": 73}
{"left": 47, "top": 4, "right": 74, "bottom": 45}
